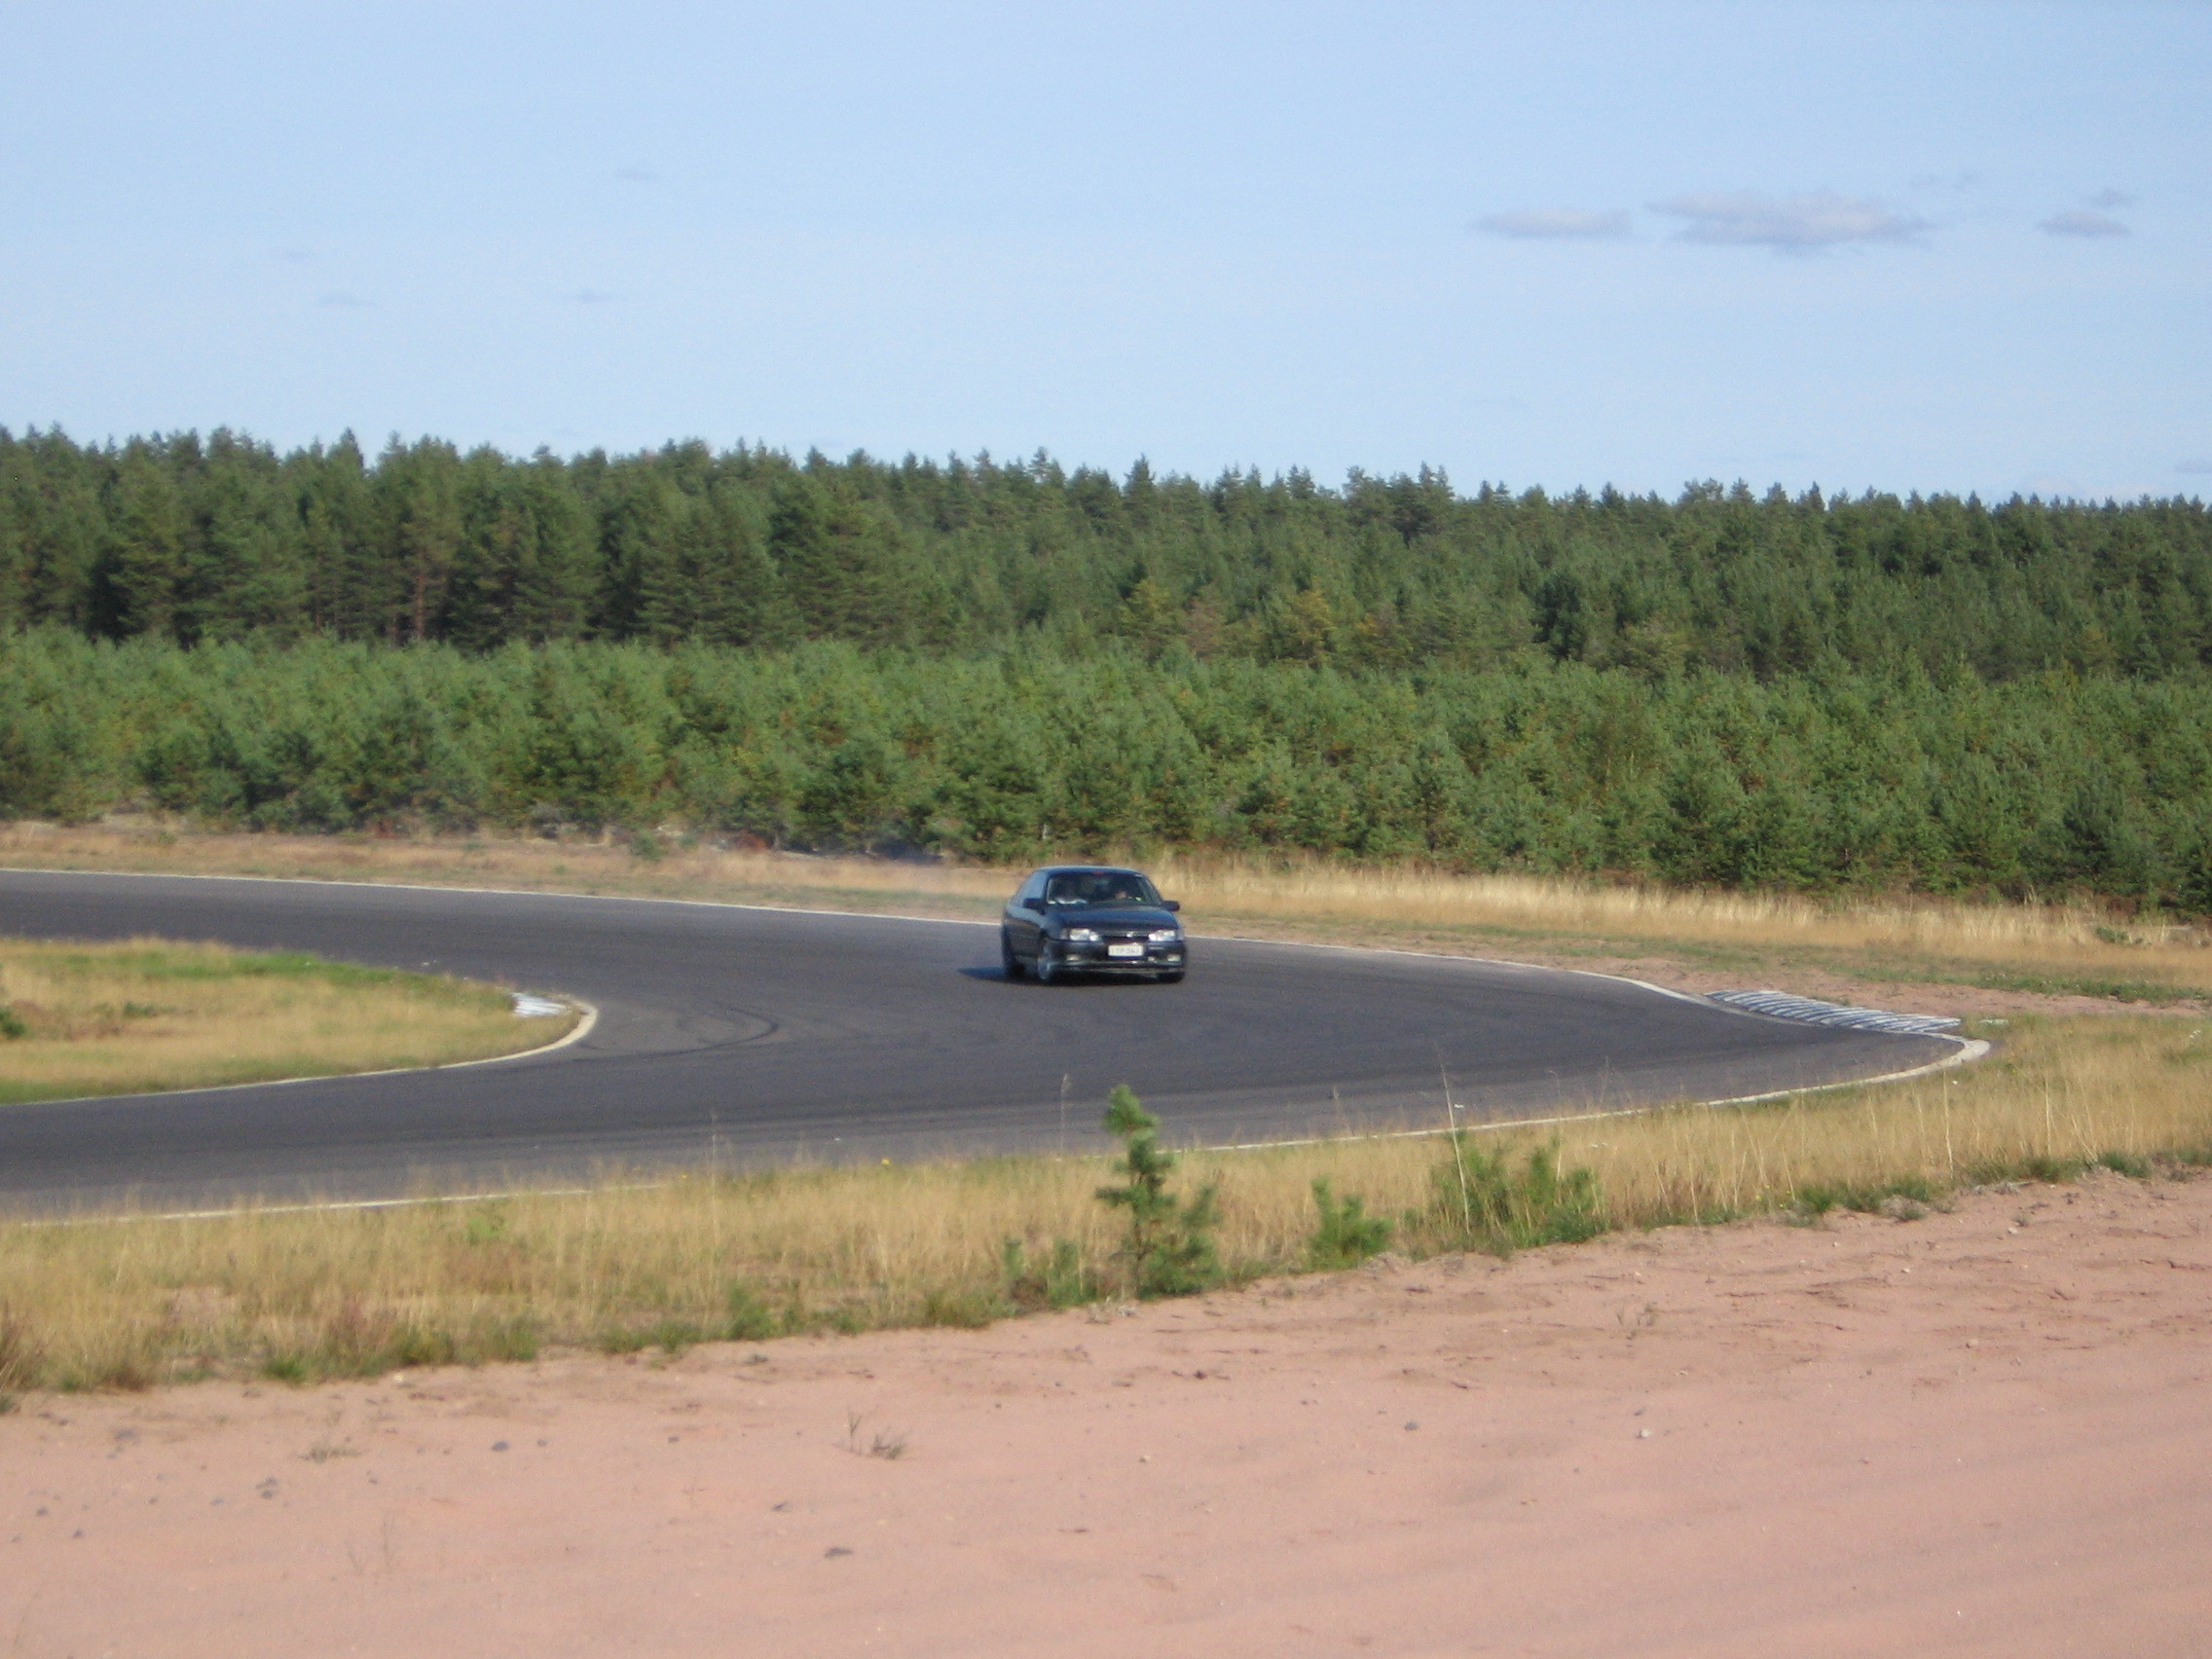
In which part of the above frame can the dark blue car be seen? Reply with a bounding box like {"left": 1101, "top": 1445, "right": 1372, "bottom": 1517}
{"left": 1000, "top": 866, "right": 1187, "bottom": 984}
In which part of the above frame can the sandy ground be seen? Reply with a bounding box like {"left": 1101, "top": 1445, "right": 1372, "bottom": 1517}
{"left": 6, "top": 1176, "right": 2208, "bottom": 1659}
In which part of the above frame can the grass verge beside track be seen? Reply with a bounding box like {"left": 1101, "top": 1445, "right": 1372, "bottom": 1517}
{"left": 0, "top": 935, "right": 574, "bottom": 1106}
{"left": 1, "top": 1014, "right": 2203, "bottom": 1395}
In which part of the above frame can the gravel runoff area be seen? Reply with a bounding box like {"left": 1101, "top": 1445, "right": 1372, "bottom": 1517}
{"left": 5, "top": 1172, "right": 2207, "bottom": 1659}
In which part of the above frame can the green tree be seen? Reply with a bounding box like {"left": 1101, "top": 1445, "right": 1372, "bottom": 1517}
{"left": 769, "top": 477, "right": 903, "bottom": 645}
{"left": 104, "top": 450, "right": 187, "bottom": 639}
{"left": 377, "top": 438, "right": 463, "bottom": 643}
{"left": 1094, "top": 1086, "right": 1220, "bottom": 1298}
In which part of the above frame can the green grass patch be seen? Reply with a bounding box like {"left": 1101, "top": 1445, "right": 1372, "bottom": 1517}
{"left": 0, "top": 935, "right": 570, "bottom": 1105}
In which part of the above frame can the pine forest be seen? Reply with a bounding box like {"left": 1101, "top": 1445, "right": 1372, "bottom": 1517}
{"left": 3, "top": 426, "right": 2208, "bottom": 909}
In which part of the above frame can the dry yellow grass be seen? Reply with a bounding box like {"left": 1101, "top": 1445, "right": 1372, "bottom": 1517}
{"left": 0, "top": 936, "right": 575, "bottom": 1106}
{"left": 5, "top": 821, "right": 2205, "bottom": 1004}
{"left": 1, "top": 1014, "right": 2203, "bottom": 1393}
{"left": 1145, "top": 851, "right": 2210, "bottom": 978}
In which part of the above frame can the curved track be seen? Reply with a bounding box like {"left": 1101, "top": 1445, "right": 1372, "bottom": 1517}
{"left": 0, "top": 871, "right": 1955, "bottom": 1211}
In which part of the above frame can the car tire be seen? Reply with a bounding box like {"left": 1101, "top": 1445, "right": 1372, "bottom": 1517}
{"left": 1001, "top": 931, "right": 1024, "bottom": 981}
{"left": 1034, "top": 948, "right": 1058, "bottom": 985}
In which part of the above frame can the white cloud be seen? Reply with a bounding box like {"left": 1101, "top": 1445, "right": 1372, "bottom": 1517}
{"left": 1650, "top": 190, "right": 1928, "bottom": 251}
{"left": 572, "top": 289, "right": 620, "bottom": 305}
{"left": 615, "top": 163, "right": 660, "bottom": 183}
{"left": 315, "top": 290, "right": 371, "bottom": 308}
{"left": 2087, "top": 188, "right": 2137, "bottom": 210}
{"left": 2040, "top": 208, "right": 2129, "bottom": 239}
{"left": 2177, "top": 458, "right": 2212, "bottom": 475}
{"left": 1475, "top": 207, "right": 1630, "bottom": 240}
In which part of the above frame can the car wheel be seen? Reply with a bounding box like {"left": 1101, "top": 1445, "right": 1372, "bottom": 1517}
{"left": 1000, "top": 930, "right": 1024, "bottom": 980}
{"left": 1034, "top": 948, "right": 1058, "bottom": 985}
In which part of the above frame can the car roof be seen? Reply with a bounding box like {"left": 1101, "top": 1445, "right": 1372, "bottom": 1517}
{"left": 1029, "top": 864, "right": 1147, "bottom": 876}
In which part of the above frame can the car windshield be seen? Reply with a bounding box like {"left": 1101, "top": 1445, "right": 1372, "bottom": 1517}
{"left": 1044, "top": 870, "right": 1160, "bottom": 907}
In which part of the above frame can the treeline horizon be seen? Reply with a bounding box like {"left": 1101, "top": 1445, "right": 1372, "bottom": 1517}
{"left": 4, "top": 634, "right": 2208, "bottom": 911}
{"left": 4, "top": 425, "right": 2210, "bottom": 682}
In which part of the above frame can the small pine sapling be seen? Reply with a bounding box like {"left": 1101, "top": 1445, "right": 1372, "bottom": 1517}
{"left": 1001, "top": 1237, "right": 1095, "bottom": 1310}
{"left": 724, "top": 1282, "right": 777, "bottom": 1342}
{"left": 1306, "top": 1177, "right": 1393, "bottom": 1269}
{"left": 1435, "top": 1135, "right": 1605, "bottom": 1256}
{"left": 1095, "top": 1085, "right": 1221, "bottom": 1298}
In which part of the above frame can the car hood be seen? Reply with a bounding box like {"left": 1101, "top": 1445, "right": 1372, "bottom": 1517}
{"left": 1051, "top": 905, "right": 1179, "bottom": 930}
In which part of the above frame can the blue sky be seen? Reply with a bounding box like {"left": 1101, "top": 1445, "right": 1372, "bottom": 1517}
{"left": 3, "top": 1, "right": 2205, "bottom": 498}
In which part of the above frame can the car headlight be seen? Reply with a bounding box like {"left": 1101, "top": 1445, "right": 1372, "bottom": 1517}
{"left": 1148, "top": 929, "right": 1180, "bottom": 943}
{"left": 1063, "top": 927, "right": 1101, "bottom": 943}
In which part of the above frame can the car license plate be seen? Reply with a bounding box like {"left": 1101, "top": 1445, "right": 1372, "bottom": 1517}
{"left": 1106, "top": 942, "right": 1145, "bottom": 958}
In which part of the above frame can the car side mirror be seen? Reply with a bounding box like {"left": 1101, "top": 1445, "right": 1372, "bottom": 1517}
{"left": 1161, "top": 900, "right": 1180, "bottom": 912}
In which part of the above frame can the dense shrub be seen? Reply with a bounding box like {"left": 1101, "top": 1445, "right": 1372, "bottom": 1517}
{"left": 4, "top": 630, "right": 2212, "bottom": 907}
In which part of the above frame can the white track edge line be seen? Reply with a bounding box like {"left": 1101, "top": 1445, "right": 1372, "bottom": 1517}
{"left": 1204, "top": 1034, "right": 1993, "bottom": 1153}
{"left": 0, "top": 863, "right": 995, "bottom": 929}
{"left": 23, "top": 1180, "right": 665, "bottom": 1228}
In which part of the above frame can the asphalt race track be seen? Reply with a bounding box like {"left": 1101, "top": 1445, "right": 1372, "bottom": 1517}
{"left": 0, "top": 871, "right": 1957, "bottom": 1212}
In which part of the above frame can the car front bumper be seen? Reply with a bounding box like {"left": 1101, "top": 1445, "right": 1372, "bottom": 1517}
{"left": 1046, "top": 941, "right": 1186, "bottom": 974}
